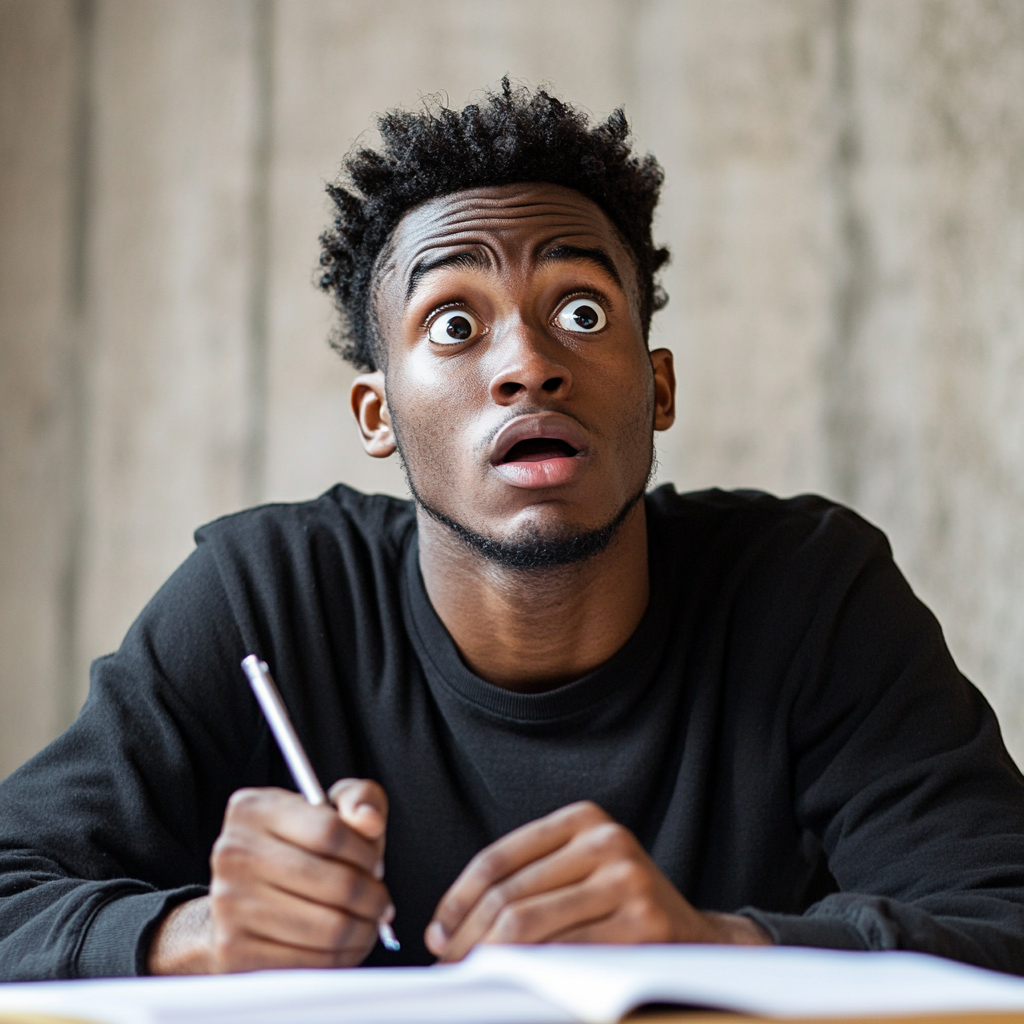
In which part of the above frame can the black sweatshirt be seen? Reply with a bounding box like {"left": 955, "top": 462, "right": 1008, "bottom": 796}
{"left": 2, "top": 484, "right": 1024, "bottom": 980}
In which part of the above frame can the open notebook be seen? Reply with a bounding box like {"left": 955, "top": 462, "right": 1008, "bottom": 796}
{"left": 4, "top": 945, "right": 1024, "bottom": 1024}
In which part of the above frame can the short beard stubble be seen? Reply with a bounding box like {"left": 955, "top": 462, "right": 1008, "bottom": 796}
{"left": 411, "top": 478, "right": 648, "bottom": 571}
{"left": 393, "top": 418, "right": 655, "bottom": 572}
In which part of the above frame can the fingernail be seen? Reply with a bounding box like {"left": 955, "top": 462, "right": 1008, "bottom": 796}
{"left": 425, "top": 921, "right": 447, "bottom": 953}
{"left": 373, "top": 859, "right": 384, "bottom": 880}
{"left": 381, "top": 903, "right": 395, "bottom": 924}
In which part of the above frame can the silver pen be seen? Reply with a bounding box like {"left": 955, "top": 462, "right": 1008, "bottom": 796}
{"left": 240, "top": 654, "right": 400, "bottom": 952}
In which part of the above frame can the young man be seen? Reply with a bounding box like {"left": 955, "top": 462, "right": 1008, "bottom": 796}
{"left": 2, "top": 82, "right": 1024, "bottom": 980}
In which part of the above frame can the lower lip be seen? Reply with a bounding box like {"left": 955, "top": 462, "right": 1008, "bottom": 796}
{"left": 491, "top": 454, "right": 585, "bottom": 488}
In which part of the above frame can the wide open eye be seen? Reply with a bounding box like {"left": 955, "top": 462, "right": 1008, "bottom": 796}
{"left": 427, "top": 309, "right": 482, "bottom": 345}
{"left": 556, "top": 298, "right": 607, "bottom": 334}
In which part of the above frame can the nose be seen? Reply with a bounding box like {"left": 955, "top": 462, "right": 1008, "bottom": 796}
{"left": 487, "top": 321, "right": 573, "bottom": 405}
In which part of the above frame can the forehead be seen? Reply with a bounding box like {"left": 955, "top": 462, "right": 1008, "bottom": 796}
{"left": 379, "top": 182, "right": 631, "bottom": 285}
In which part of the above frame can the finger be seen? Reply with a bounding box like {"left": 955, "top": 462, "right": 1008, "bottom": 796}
{"left": 542, "top": 859, "right": 700, "bottom": 945}
{"left": 546, "top": 900, "right": 662, "bottom": 945}
{"left": 431, "top": 826, "right": 609, "bottom": 958}
{"left": 226, "top": 788, "right": 380, "bottom": 875}
{"left": 431, "top": 802, "right": 609, "bottom": 943}
{"left": 442, "top": 860, "right": 627, "bottom": 961}
{"left": 212, "top": 823, "right": 392, "bottom": 926}
{"left": 249, "top": 832, "right": 393, "bottom": 921}
{"left": 330, "top": 778, "right": 389, "bottom": 843}
{"left": 225, "top": 876, "right": 381, "bottom": 954}
{"left": 213, "top": 923, "right": 375, "bottom": 972}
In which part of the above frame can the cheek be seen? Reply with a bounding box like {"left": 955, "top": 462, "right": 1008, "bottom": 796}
{"left": 584, "top": 345, "right": 655, "bottom": 427}
{"left": 589, "top": 351, "right": 657, "bottom": 479}
{"left": 394, "top": 343, "right": 478, "bottom": 411}
{"left": 386, "top": 356, "right": 477, "bottom": 479}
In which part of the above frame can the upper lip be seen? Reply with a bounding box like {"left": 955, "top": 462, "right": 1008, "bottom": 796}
{"left": 490, "top": 413, "right": 589, "bottom": 464}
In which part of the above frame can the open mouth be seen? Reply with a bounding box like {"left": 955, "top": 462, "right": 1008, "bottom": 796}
{"left": 500, "top": 438, "right": 580, "bottom": 463}
{"left": 489, "top": 414, "right": 588, "bottom": 487}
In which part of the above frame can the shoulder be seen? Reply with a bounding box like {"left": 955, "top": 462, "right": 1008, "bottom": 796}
{"left": 184, "top": 485, "right": 418, "bottom": 626}
{"left": 193, "top": 484, "right": 417, "bottom": 563}
{"left": 645, "top": 484, "right": 900, "bottom": 635}
{"left": 646, "top": 484, "right": 891, "bottom": 568}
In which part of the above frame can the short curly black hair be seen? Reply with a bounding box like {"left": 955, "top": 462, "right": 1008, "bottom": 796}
{"left": 318, "top": 79, "right": 669, "bottom": 372}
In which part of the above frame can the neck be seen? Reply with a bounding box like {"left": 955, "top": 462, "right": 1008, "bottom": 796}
{"left": 416, "top": 501, "right": 650, "bottom": 693}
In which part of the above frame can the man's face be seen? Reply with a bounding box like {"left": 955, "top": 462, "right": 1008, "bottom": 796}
{"left": 364, "top": 182, "right": 675, "bottom": 557}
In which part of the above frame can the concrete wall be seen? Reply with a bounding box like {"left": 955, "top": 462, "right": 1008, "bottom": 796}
{"left": 2, "top": 0, "right": 1023, "bottom": 775}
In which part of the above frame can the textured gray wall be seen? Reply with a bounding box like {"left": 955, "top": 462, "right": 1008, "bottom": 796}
{"left": 1, "top": 0, "right": 1023, "bottom": 776}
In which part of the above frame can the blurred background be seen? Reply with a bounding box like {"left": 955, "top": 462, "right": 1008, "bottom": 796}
{"left": 2, "top": 0, "right": 1023, "bottom": 777}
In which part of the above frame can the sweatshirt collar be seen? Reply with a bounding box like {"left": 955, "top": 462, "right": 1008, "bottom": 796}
{"left": 401, "top": 498, "right": 674, "bottom": 725}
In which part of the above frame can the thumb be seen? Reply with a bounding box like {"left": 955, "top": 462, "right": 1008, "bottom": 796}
{"left": 329, "top": 777, "right": 388, "bottom": 843}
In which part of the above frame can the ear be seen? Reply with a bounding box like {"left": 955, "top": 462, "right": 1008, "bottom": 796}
{"left": 351, "top": 371, "right": 397, "bottom": 458}
{"left": 650, "top": 348, "right": 676, "bottom": 431}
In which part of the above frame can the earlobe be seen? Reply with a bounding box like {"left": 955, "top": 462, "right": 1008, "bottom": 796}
{"left": 650, "top": 348, "right": 676, "bottom": 431}
{"left": 351, "top": 371, "right": 397, "bottom": 458}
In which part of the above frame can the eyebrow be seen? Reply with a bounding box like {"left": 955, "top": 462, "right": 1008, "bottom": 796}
{"left": 405, "top": 250, "right": 487, "bottom": 300}
{"left": 403, "top": 242, "right": 623, "bottom": 302}
{"left": 540, "top": 245, "right": 623, "bottom": 288}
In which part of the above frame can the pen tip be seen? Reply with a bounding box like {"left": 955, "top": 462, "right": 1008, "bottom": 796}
{"left": 379, "top": 922, "right": 401, "bottom": 951}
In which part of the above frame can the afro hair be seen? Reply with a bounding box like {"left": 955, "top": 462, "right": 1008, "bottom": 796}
{"left": 318, "top": 78, "right": 669, "bottom": 371}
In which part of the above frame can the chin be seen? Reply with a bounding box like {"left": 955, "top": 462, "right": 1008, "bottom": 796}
{"left": 420, "top": 489, "right": 644, "bottom": 572}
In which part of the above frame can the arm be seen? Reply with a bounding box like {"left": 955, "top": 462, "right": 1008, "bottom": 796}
{"left": 744, "top": 534, "right": 1024, "bottom": 970}
{"left": 0, "top": 545, "right": 247, "bottom": 979}
{"left": 0, "top": 611, "right": 221, "bottom": 979}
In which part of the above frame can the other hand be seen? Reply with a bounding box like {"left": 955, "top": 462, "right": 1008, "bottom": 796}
{"left": 148, "top": 778, "right": 393, "bottom": 973}
{"left": 425, "top": 801, "right": 768, "bottom": 961}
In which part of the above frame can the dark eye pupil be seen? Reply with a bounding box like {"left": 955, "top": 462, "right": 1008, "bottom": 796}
{"left": 573, "top": 305, "right": 598, "bottom": 330}
{"left": 446, "top": 315, "right": 472, "bottom": 340}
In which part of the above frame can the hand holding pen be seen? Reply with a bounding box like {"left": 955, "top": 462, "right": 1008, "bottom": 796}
{"left": 150, "top": 715, "right": 397, "bottom": 974}
{"left": 241, "top": 655, "right": 400, "bottom": 955}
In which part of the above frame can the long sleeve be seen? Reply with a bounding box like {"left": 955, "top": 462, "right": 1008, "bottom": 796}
{"left": 0, "top": 543, "right": 271, "bottom": 980}
{"left": 738, "top": 504, "right": 1024, "bottom": 972}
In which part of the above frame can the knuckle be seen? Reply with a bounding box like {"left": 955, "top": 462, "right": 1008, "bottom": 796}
{"left": 473, "top": 847, "right": 510, "bottom": 884}
{"left": 567, "top": 800, "right": 609, "bottom": 826}
{"left": 589, "top": 821, "right": 632, "bottom": 856}
{"left": 479, "top": 883, "right": 512, "bottom": 921}
{"left": 493, "top": 903, "right": 533, "bottom": 943}
{"left": 210, "top": 835, "right": 253, "bottom": 879}
{"left": 601, "top": 857, "right": 639, "bottom": 889}
{"left": 225, "top": 787, "right": 264, "bottom": 819}
{"left": 622, "top": 897, "right": 671, "bottom": 940}
{"left": 602, "top": 855, "right": 654, "bottom": 898}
